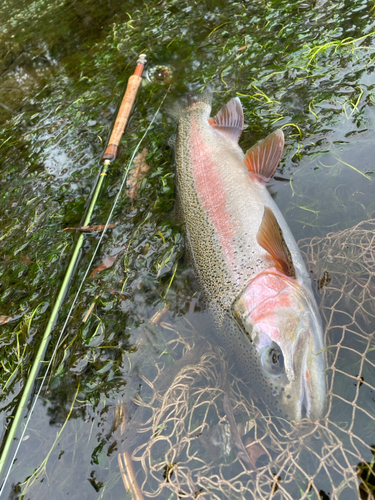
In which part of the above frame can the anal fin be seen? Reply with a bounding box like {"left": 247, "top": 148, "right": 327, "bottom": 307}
{"left": 257, "top": 207, "right": 296, "bottom": 278}
{"left": 244, "top": 129, "right": 284, "bottom": 184}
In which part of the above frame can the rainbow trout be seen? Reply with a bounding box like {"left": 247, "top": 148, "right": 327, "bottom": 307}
{"left": 173, "top": 91, "right": 325, "bottom": 421}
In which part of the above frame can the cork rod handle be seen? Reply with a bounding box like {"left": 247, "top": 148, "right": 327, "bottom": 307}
{"left": 101, "top": 54, "right": 146, "bottom": 163}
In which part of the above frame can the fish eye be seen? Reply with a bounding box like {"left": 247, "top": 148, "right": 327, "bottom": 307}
{"left": 261, "top": 343, "right": 284, "bottom": 376}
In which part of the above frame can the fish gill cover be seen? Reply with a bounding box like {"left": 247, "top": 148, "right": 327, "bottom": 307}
{"left": 0, "top": 0, "right": 375, "bottom": 499}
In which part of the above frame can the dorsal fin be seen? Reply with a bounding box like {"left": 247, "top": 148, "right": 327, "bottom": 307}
{"left": 208, "top": 97, "right": 244, "bottom": 143}
{"left": 244, "top": 129, "right": 284, "bottom": 184}
{"left": 257, "top": 207, "right": 296, "bottom": 278}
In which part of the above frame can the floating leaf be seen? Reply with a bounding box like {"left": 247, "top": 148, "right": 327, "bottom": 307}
{"left": 109, "top": 288, "right": 126, "bottom": 300}
{"left": 63, "top": 223, "right": 117, "bottom": 232}
{"left": 0, "top": 315, "right": 15, "bottom": 325}
{"left": 126, "top": 148, "right": 150, "bottom": 209}
{"left": 89, "top": 255, "right": 118, "bottom": 278}
{"left": 89, "top": 246, "right": 126, "bottom": 278}
{"left": 82, "top": 295, "right": 99, "bottom": 323}
{"left": 20, "top": 255, "right": 33, "bottom": 265}
{"left": 244, "top": 436, "right": 267, "bottom": 466}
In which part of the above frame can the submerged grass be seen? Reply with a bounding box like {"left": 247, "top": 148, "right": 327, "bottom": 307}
{"left": 2, "top": 304, "right": 43, "bottom": 392}
{"left": 20, "top": 383, "right": 80, "bottom": 497}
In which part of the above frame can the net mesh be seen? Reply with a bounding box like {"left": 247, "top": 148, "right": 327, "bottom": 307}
{"left": 116, "top": 219, "right": 375, "bottom": 500}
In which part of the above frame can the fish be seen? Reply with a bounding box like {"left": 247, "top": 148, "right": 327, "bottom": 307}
{"left": 172, "top": 90, "right": 326, "bottom": 421}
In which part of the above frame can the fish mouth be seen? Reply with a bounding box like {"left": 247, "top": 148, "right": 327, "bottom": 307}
{"left": 294, "top": 328, "right": 325, "bottom": 421}
{"left": 300, "top": 360, "right": 311, "bottom": 420}
{"left": 290, "top": 329, "right": 309, "bottom": 421}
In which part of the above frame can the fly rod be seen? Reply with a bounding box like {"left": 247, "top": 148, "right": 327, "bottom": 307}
{"left": 0, "top": 53, "right": 147, "bottom": 493}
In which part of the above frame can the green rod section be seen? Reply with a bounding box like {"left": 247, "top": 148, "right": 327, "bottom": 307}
{"left": 0, "top": 161, "right": 109, "bottom": 482}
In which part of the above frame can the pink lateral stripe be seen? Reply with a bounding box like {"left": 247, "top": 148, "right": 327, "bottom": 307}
{"left": 189, "top": 119, "right": 236, "bottom": 269}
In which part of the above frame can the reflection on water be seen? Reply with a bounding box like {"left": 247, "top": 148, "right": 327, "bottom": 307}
{"left": 1, "top": 0, "right": 375, "bottom": 498}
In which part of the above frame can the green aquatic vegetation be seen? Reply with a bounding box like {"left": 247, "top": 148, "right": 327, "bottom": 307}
{"left": 0, "top": 304, "right": 43, "bottom": 394}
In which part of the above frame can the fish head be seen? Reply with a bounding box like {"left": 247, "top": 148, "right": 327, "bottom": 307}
{"left": 232, "top": 269, "right": 326, "bottom": 421}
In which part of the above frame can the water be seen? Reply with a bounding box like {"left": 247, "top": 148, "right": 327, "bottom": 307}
{"left": 1, "top": 0, "right": 375, "bottom": 498}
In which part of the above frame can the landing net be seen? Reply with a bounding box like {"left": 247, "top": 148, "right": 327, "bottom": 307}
{"left": 116, "top": 219, "right": 375, "bottom": 500}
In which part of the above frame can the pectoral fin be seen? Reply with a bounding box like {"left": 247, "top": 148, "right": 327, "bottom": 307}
{"left": 208, "top": 97, "right": 244, "bottom": 143}
{"left": 257, "top": 207, "right": 296, "bottom": 278}
{"left": 244, "top": 129, "right": 284, "bottom": 183}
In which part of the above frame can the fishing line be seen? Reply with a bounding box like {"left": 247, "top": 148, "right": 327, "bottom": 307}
{"left": 0, "top": 85, "right": 170, "bottom": 496}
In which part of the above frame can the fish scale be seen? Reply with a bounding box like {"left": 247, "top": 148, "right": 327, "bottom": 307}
{"left": 177, "top": 108, "right": 260, "bottom": 305}
{"left": 174, "top": 92, "right": 326, "bottom": 421}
